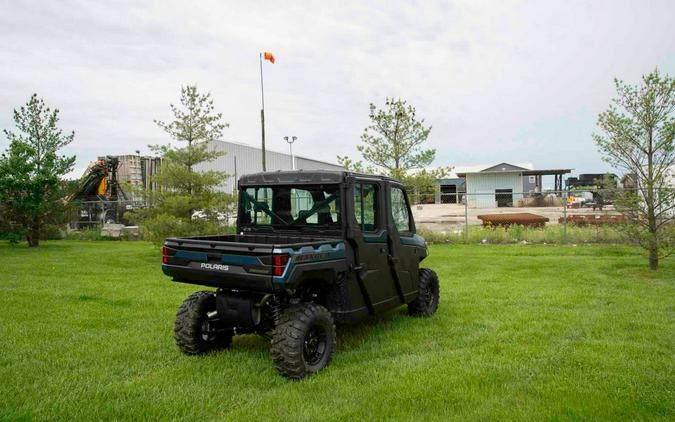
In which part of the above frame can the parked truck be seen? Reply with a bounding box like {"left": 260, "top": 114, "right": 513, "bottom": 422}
{"left": 161, "top": 170, "right": 440, "bottom": 379}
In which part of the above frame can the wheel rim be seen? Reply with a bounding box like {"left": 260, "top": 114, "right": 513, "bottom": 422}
{"left": 303, "top": 325, "right": 328, "bottom": 366}
{"left": 201, "top": 319, "right": 216, "bottom": 342}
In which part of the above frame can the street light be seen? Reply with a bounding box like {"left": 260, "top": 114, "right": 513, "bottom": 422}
{"left": 283, "top": 136, "right": 297, "bottom": 170}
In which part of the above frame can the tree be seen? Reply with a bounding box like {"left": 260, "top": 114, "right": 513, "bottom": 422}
{"left": 127, "top": 85, "right": 234, "bottom": 243}
{"left": 594, "top": 68, "right": 675, "bottom": 270}
{"left": 337, "top": 98, "right": 448, "bottom": 202}
{"left": 0, "top": 94, "right": 76, "bottom": 246}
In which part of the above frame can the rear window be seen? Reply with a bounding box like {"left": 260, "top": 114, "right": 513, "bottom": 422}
{"left": 240, "top": 184, "right": 341, "bottom": 228}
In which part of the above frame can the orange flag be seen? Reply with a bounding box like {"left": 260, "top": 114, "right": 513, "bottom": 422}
{"left": 263, "top": 51, "right": 275, "bottom": 64}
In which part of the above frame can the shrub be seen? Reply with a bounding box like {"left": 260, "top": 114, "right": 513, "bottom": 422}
{"left": 419, "top": 223, "right": 630, "bottom": 245}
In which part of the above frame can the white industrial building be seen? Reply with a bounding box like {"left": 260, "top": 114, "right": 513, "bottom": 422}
{"left": 431, "top": 162, "right": 572, "bottom": 208}
{"left": 195, "top": 140, "right": 344, "bottom": 193}
{"left": 456, "top": 163, "right": 571, "bottom": 208}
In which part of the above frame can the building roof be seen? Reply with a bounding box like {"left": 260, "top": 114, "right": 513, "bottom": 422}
{"left": 521, "top": 169, "right": 573, "bottom": 176}
{"left": 213, "top": 139, "right": 339, "bottom": 167}
{"left": 480, "top": 162, "right": 530, "bottom": 172}
{"left": 424, "top": 163, "right": 534, "bottom": 179}
{"left": 455, "top": 162, "right": 571, "bottom": 177}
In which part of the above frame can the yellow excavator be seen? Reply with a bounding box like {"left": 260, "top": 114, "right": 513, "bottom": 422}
{"left": 67, "top": 156, "right": 129, "bottom": 227}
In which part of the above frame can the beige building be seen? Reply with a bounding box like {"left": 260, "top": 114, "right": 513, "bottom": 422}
{"left": 115, "top": 154, "right": 162, "bottom": 201}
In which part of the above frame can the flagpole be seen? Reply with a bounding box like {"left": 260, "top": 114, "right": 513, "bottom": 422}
{"left": 259, "top": 53, "right": 267, "bottom": 171}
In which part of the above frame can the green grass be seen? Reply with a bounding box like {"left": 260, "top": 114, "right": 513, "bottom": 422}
{"left": 0, "top": 241, "right": 673, "bottom": 420}
{"left": 419, "top": 224, "right": 627, "bottom": 244}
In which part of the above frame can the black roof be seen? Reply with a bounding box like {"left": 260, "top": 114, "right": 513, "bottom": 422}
{"left": 238, "top": 170, "right": 399, "bottom": 186}
{"left": 456, "top": 168, "right": 572, "bottom": 177}
{"left": 480, "top": 162, "right": 529, "bottom": 172}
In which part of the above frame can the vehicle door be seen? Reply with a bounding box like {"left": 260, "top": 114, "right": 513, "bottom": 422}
{"left": 351, "top": 180, "right": 399, "bottom": 312}
{"left": 386, "top": 183, "right": 421, "bottom": 303}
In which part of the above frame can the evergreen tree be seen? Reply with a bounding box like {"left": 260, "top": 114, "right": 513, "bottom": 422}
{"left": 128, "top": 85, "right": 234, "bottom": 243}
{"left": 0, "top": 94, "right": 76, "bottom": 246}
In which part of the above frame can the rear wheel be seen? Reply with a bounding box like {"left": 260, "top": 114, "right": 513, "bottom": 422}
{"left": 270, "top": 303, "right": 336, "bottom": 380}
{"left": 408, "top": 268, "right": 440, "bottom": 316}
{"left": 174, "top": 291, "right": 233, "bottom": 355}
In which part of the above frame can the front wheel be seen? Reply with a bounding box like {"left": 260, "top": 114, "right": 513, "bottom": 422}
{"left": 408, "top": 268, "right": 440, "bottom": 316}
{"left": 174, "top": 291, "right": 233, "bottom": 355}
{"left": 270, "top": 303, "right": 336, "bottom": 380}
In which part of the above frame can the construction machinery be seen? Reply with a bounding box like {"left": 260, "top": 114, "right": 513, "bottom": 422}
{"left": 67, "top": 156, "right": 131, "bottom": 227}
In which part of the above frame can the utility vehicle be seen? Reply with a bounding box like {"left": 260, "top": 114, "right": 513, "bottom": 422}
{"left": 162, "top": 170, "right": 440, "bottom": 379}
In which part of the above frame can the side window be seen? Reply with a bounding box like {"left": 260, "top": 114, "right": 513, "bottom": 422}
{"left": 353, "top": 183, "right": 378, "bottom": 231}
{"left": 390, "top": 186, "right": 411, "bottom": 233}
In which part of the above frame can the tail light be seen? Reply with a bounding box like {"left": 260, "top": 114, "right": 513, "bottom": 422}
{"left": 272, "top": 254, "right": 289, "bottom": 277}
{"left": 162, "top": 246, "right": 168, "bottom": 264}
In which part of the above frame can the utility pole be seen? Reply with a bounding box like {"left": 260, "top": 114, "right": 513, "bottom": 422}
{"left": 464, "top": 193, "right": 469, "bottom": 243}
{"left": 233, "top": 155, "right": 237, "bottom": 190}
{"left": 284, "top": 136, "right": 297, "bottom": 170}
{"left": 259, "top": 53, "right": 267, "bottom": 171}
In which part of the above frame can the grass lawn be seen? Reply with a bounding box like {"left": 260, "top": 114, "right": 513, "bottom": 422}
{"left": 0, "top": 241, "right": 673, "bottom": 420}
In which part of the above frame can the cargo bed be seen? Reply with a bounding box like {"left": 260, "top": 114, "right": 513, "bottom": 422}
{"left": 162, "top": 234, "right": 343, "bottom": 292}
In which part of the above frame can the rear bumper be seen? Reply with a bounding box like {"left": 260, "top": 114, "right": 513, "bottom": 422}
{"left": 162, "top": 264, "right": 275, "bottom": 293}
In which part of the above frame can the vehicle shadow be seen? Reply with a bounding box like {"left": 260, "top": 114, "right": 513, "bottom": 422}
{"left": 229, "top": 306, "right": 411, "bottom": 355}
{"left": 335, "top": 308, "right": 410, "bottom": 352}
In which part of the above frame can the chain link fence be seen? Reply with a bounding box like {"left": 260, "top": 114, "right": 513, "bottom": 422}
{"left": 68, "top": 187, "right": 671, "bottom": 246}
{"left": 408, "top": 188, "right": 658, "bottom": 244}
{"left": 70, "top": 200, "right": 143, "bottom": 229}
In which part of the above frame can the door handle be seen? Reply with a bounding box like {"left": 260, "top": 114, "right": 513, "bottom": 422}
{"left": 379, "top": 247, "right": 386, "bottom": 253}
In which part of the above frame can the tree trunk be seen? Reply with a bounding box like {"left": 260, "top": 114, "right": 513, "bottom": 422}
{"left": 26, "top": 221, "right": 40, "bottom": 247}
{"left": 647, "top": 200, "right": 658, "bottom": 271}
{"left": 26, "top": 230, "right": 40, "bottom": 247}
{"left": 649, "top": 246, "right": 658, "bottom": 270}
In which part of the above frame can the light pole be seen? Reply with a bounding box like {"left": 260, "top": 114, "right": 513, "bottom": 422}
{"left": 284, "top": 136, "right": 297, "bottom": 170}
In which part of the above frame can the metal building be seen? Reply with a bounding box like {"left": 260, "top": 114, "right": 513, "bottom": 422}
{"left": 194, "top": 140, "right": 344, "bottom": 193}
{"left": 116, "top": 154, "right": 162, "bottom": 201}
{"left": 432, "top": 164, "right": 531, "bottom": 205}
{"left": 456, "top": 163, "right": 572, "bottom": 208}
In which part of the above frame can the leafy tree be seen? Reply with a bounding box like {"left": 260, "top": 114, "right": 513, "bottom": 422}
{"left": 0, "top": 94, "right": 76, "bottom": 246}
{"left": 403, "top": 169, "right": 444, "bottom": 204}
{"left": 594, "top": 68, "right": 675, "bottom": 270}
{"left": 338, "top": 98, "right": 448, "bottom": 203}
{"left": 0, "top": 202, "right": 21, "bottom": 243}
{"left": 128, "top": 85, "right": 234, "bottom": 243}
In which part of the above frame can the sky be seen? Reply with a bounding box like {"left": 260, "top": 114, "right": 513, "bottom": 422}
{"left": 1, "top": 0, "right": 674, "bottom": 179}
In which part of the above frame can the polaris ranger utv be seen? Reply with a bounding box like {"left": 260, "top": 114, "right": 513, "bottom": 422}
{"left": 162, "top": 170, "right": 439, "bottom": 379}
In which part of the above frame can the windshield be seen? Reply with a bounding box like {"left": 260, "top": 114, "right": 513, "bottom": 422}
{"left": 239, "top": 184, "right": 341, "bottom": 229}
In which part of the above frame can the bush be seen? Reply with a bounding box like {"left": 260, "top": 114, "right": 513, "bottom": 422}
{"left": 419, "top": 223, "right": 630, "bottom": 245}
{"left": 64, "top": 228, "right": 107, "bottom": 241}
{"left": 0, "top": 231, "right": 22, "bottom": 244}
{"left": 135, "top": 214, "right": 236, "bottom": 245}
